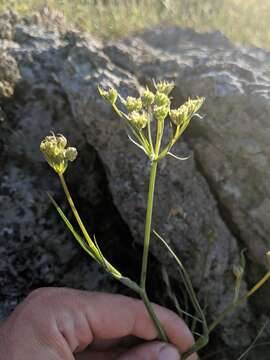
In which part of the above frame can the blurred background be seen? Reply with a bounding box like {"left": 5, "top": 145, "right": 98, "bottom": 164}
{"left": 0, "top": 0, "right": 270, "bottom": 48}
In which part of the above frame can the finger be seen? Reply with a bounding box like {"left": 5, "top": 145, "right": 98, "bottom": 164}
{"left": 118, "top": 341, "right": 180, "bottom": 360}
{"left": 74, "top": 348, "right": 125, "bottom": 360}
{"left": 63, "top": 289, "right": 195, "bottom": 353}
{"left": 6, "top": 288, "right": 195, "bottom": 356}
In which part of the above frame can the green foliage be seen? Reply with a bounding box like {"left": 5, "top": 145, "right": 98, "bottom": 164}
{"left": 1, "top": 0, "right": 270, "bottom": 50}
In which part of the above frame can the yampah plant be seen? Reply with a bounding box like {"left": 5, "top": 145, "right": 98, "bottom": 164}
{"left": 40, "top": 80, "right": 270, "bottom": 358}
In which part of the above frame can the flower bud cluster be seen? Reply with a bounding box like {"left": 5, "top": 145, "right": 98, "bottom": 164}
{"left": 124, "top": 96, "right": 142, "bottom": 112}
{"left": 40, "top": 134, "right": 77, "bottom": 174}
{"left": 129, "top": 111, "right": 149, "bottom": 130}
{"left": 98, "top": 86, "right": 118, "bottom": 105}
{"left": 153, "top": 92, "right": 171, "bottom": 122}
{"left": 153, "top": 105, "right": 169, "bottom": 122}
{"left": 99, "top": 81, "right": 204, "bottom": 160}
{"left": 155, "top": 80, "right": 175, "bottom": 95}
{"left": 141, "top": 88, "right": 155, "bottom": 107}
{"left": 170, "top": 97, "right": 204, "bottom": 126}
{"left": 122, "top": 96, "right": 149, "bottom": 130}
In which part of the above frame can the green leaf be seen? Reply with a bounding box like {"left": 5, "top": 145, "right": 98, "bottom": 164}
{"left": 47, "top": 192, "right": 97, "bottom": 261}
{"left": 153, "top": 229, "right": 209, "bottom": 356}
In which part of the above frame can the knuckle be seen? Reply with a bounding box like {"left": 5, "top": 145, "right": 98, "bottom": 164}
{"left": 27, "top": 287, "right": 55, "bottom": 300}
{"left": 17, "top": 288, "right": 56, "bottom": 321}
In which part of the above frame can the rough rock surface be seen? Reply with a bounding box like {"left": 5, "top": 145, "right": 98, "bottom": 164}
{"left": 1, "top": 10, "right": 270, "bottom": 358}
{"left": 104, "top": 28, "right": 270, "bottom": 309}
{"left": 0, "top": 11, "right": 121, "bottom": 321}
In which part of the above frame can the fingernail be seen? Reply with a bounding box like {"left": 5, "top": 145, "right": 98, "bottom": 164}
{"left": 158, "top": 345, "right": 181, "bottom": 360}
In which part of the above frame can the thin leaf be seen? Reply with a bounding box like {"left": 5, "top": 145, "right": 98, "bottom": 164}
{"left": 153, "top": 229, "right": 209, "bottom": 355}
{"left": 168, "top": 152, "right": 191, "bottom": 161}
{"left": 161, "top": 266, "right": 203, "bottom": 324}
{"left": 237, "top": 320, "right": 269, "bottom": 360}
{"left": 127, "top": 134, "right": 148, "bottom": 154}
{"left": 47, "top": 192, "right": 97, "bottom": 261}
{"left": 93, "top": 234, "right": 108, "bottom": 270}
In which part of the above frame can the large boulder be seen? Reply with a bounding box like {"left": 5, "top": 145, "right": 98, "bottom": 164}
{"left": 0, "top": 11, "right": 121, "bottom": 321}
{"left": 1, "top": 11, "right": 269, "bottom": 357}
{"left": 104, "top": 27, "right": 270, "bottom": 309}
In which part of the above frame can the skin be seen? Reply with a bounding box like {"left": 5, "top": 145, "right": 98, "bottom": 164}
{"left": 0, "top": 287, "right": 197, "bottom": 360}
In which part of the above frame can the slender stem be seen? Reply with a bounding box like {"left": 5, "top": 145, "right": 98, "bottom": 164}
{"left": 59, "top": 173, "right": 93, "bottom": 246}
{"left": 119, "top": 277, "right": 142, "bottom": 294}
{"left": 59, "top": 172, "right": 167, "bottom": 343}
{"left": 147, "top": 115, "right": 154, "bottom": 155}
{"left": 138, "top": 118, "right": 169, "bottom": 343}
{"left": 140, "top": 161, "right": 158, "bottom": 290}
{"left": 120, "top": 278, "right": 168, "bottom": 342}
{"left": 208, "top": 270, "right": 270, "bottom": 333}
{"left": 246, "top": 270, "right": 270, "bottom": 297}
{"left": 155, "top": 119, "right": 164, "bottom": 155}
{"left": 59, "top": 173, "right": 122, "bottom": 277}
{"left": 140, "top": 289, "right": 168, "bottom": 342}
{"left": 140, "top": 117, "right": 165, "bottom": 289}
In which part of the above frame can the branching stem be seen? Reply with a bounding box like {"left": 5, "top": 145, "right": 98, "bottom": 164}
{"left": 208, "top": 270, "right": 270, "bottom": 333}
{"left": 139, "top": 161, "right": 168, "bottom": 341}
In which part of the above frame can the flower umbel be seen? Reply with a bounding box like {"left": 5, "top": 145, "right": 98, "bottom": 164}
{"left": 154, "top": 92, "right": 170, "bottom": 108}
{"left": 153, "top": 105, "right": 169, "bottom": 122}
{"left": 154, "top": 80, "right": 175, "bottom": 95}
{"left": 141, "top": 88, "right": 155, "bottom": 108}
{"left": 99, "top": 81, "right": 204, "bottom": 161}
{"left": 124, "top": 96, "right": 143, "bottom": 112}
{"left": 40, "top": 133, "right": 77, "bottom": 175}
{"left": 129, "top": 111, "right": 149, "bottom": 130}
{"left": 170, "top": 97, "right": 205, "bottom": 126}
{"left": 98, "top": 86, "right": 118, "bottom": 105}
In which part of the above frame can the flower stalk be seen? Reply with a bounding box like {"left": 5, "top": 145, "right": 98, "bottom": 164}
{"left": 140, "top": 160, "right": 158, "bottom": 290}
{"left": 208, "top": 269, "right": 270, "bottom": 334}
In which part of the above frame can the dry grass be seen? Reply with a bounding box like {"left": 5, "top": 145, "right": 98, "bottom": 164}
{"left": 1, "top": 0, "right": 269, "bottom": 49}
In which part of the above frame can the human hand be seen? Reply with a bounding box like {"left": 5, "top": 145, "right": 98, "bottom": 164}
{"left": 0, "top": 287, "right": 197, "bottom": 360}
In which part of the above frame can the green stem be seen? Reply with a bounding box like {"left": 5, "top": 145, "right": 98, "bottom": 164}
{"left": 119, "top": 277, "right": 142, "bottom": 293}
{"left": 147, "top": 115, "right": 154, "bottom": 155}
{"left": 59, "top": 173, "right": 92, "bottom": 246}
{"left": 183, "top": 271, "right": 270, "bottom": 359}
{"left": 140, "top": 289, "right": 168, "bottom": 342}
{"left": 59, "top": 172, "right": 167, "bottom": 343}
{"left": 140, "top": 160, "right": 158, "bottom": 290}
{"left": 208, "top": 270, "right": 270, "bottom": 333}
{"left": 59, "top": 173, "right": 120, "bottom": 276}
{"left": 120, "top": 278, "right": 168, "bottom": 342}
{"left": 155, "top": 119, "right": 164, "bottom": 155}
{"left": 139, "top": 119, "right": 169, "bottom": 343}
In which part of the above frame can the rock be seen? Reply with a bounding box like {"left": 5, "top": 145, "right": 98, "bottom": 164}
{"left": 1, "top": 12, "right": 269, "bottom": 358}
{"left": 105, "top": 26, "right": 270, "bottom": 306}
{"left": 0, "top": 51, "right": 20, "bottom": 98}
{"left": 0, "top": 12, "right": 119, "bottom": 322}
{"left": 0, "top": 20, "right": 13, "bottom": 40}
{"left": 106, "top": 27, "right": 270, "bottom": 259}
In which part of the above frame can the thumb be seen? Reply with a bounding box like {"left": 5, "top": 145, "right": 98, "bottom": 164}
{"left": 118, "top": 341, "right": 180, "bottom": 360}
